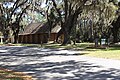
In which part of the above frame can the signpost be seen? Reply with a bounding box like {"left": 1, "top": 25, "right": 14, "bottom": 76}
{"left": 0, "top": 36, "right": 4, "bottom": 44}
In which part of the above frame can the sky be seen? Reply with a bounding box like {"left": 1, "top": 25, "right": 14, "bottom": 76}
{"left": 41, "top": 1, "right": 46, "bottom": 8}
{"left": 3, "top": 2, "right": 21, "bottom": 13}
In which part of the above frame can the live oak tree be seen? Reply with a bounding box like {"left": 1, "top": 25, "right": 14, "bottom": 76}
{"left": 0, "top": 0, "right": 30, "bottom": 43}
{"left": 10, "top": 0, "right": 46, "bottom": 43}
{"left": 45, "top": 0, "right": 89, "bottom": 45}
{"left": 0, "top": 0, "right": 119, "bottom": 45}
{"left": 82, "top": 0, "right": 118, "bottom": 46}
{"left": 0, "top": 2, "right": 10, "bottom": 42}
{"left": 45, "top": 0, "right": 118, "bottom": 45}
{"left": 0, "top": 0, "right": 45, "bottom": 43}
{"left": 111, "top": 1, "right": 120, "bottom": 43}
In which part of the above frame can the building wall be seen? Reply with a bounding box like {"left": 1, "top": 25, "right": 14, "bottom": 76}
{"left": 18, "top": 33, "right": 64, "bottom": 44}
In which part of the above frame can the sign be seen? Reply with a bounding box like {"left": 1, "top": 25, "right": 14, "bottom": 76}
{"left": 101, "top": 39, "right": 106, "bottom": 45}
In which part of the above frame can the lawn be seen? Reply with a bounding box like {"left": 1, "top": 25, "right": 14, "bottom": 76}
{"left": 85, "top": 47, "right": 120, "bottom": 60}
{"left": 2, "top": 42, "right": 120, "bottom": 60}
{"left": 0, "top": 42, "right": 120, "bottom": 79}
{"left": 0, "top": 68, "right": 32, "bottom": 80}
{"left": 71, "top": 43, "right": 120, "bottom": 60}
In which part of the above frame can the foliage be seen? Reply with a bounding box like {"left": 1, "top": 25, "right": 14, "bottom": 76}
{"left": 0, "top": 0, "right": 120, "bottom": 44}
{"left": 45, "top": 0, "right": 89, "bottom": 45}
{"left": 43, "top": 0, "right": 119, "bottom": 45}
{"left": 0, "top": 0, "right": 30, "bottom": 43}
{"left": 76, "top": 0, "right": 119, "bottom": 44}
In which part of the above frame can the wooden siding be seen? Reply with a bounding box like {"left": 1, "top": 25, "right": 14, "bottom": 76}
{"left": 18, "top": 33, "right": 64, "bottom": 44}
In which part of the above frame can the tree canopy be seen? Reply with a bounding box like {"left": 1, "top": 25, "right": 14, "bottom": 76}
{"left": 0, "top": 0, "right": 120, "bottom": 44}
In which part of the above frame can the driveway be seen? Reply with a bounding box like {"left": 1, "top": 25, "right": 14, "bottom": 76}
{"left": 0, "top": 46, "right": 120, "bottom": 80}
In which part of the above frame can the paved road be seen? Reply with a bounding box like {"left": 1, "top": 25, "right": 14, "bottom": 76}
{"left": 0, "top": 46, "right": 120, "bottom": 80}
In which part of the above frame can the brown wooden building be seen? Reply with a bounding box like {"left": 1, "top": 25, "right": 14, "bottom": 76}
{"left": 18, "top": 22, "right": 64, "bottom": 44}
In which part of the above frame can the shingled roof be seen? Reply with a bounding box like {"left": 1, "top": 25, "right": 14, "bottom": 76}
{"left": 20, "top": 22, "right": 61, "bottom": 35}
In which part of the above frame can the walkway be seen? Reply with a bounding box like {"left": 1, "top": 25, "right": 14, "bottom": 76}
{"left": 0, "top": 46, "right": 120, "bottom": 80}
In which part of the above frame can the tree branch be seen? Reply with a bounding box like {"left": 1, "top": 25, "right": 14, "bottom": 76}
{"left": 10, "top": 0, "right": 28, "bottom": 19}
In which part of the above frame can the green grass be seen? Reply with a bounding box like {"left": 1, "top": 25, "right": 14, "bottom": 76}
{"left": 2, "top": 42, "right": 120, "bottom": 60}
{"left": 43, "top": 43, "right": 120, "bottom": 60}
{"left": 85, "top": 47, "right": 120, "bottom": 60}
{"left": 2, "top": 42, "right": 93, "bottom": 49}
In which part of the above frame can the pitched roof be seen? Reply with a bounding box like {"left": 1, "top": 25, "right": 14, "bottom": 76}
{"left": 20, "top": 22, "right": 61, "bottom": 35}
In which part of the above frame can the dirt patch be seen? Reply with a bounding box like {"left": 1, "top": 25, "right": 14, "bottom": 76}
{"left": 0, "top": 68, "right": 33, "bottom": 80}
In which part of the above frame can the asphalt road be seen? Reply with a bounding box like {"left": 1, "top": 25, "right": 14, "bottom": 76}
{"left": 0, "top": 46, "right": 120, "bottom": 80}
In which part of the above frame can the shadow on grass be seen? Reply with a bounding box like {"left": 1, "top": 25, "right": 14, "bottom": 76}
{"left": 18, "top": 43, "right": 93, "bottom": 49}
{"left": 3, "top": 43, "right": 120, "bottom": 50}
{"left": 0, "top": 68, "right": 32, "bottom": 80}
{"left": 2, "top": 60, "right": 120, "bottom": 80}
{"left": 85, "top": 44, "right": 120, "bottom": 51}
{"left": 0, "top": 46, "right": 120, "bottom": 79}
{"left": 110, "top": 44, "right": 120, "bottom": 50}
